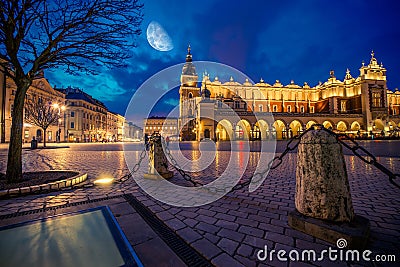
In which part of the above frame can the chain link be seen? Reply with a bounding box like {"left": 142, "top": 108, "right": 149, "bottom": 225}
{"left": 116, "top": 145, "right": 148, "bottom": 184}
{"left": 69, "top": 124, "right": 400, "bottom": 193}
{"left": 161, "top": 128, "right": 312, "bottom": 193}
{"left": 162, "top": 124, "right": 400, "bottom": 191}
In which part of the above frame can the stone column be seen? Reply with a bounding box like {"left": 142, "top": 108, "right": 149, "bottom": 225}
{"left": 295, "top": 128, "right": 354, "bottom": 222}
{"left": 289, "top": 127, "right": 370, "bottom": 249}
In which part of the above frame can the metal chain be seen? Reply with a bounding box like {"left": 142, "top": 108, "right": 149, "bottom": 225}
{"left": 230, "top": 126, "right": 314, "bottom": 192}
{"left": 161, "top": 129, "right": 312, "bottom": 193}
{"left": 64, "top": 124, "right": 398, "bottom": 194}
{"left": 116, "top": 145, "right": 148, "bottom": 184}
{"left": 332, "top": 129, "right": 400, "bottom": 189}
{"left": 162, "top": 138, "right": 203, "bottom": 186}
{"left": 162, "top": 124, "right": 400, "bottom": 192}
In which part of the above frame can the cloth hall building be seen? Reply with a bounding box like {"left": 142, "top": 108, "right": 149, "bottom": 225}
{"left": 179, "top": 48, "right": 400, "bottom": 141}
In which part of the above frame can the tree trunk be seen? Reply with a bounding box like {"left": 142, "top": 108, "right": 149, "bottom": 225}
{"left": 43, "top": 128, "right": 47, "bottom": 147}
{"left": 6, "top": 81, "right": 30, "bottom": 183}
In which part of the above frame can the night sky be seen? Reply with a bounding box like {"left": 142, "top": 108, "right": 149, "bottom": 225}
{"left": 46, "top": 0, "right": 400, "bottom": 125}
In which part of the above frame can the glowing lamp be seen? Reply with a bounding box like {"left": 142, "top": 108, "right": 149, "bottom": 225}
{"left": 94, "top": 177, "right": 114, "bottom": 185}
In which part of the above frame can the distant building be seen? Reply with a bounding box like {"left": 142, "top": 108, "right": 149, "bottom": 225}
{"left": 179, "top": 47, "right": 400, "bottom": 140}
{"left": 144, "top": 116, "right": 178, "bottom": 140}
{"left": 56, "top": 87, "right": 108, "bottom": 142}
{"left": 106, "top": 111, "right": 125, "bottom": 141}
{"left": 124, "top": 122, "right": 143, "bottom": 140}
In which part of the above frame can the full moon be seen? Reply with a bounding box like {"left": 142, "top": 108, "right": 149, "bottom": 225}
{"left": 146, "top": 21, "right": 173, "bottom": 52}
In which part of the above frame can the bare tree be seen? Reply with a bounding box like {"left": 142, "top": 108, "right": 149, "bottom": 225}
{"left": 25, "top": 97, "right": 60, "bottom": 147}
{"left": 0, "top": 0, "right": 143, "bottom": 182}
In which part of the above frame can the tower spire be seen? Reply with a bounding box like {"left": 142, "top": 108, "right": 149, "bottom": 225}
{"left": 185, "top": 44, "right": 192, "bottom": 62}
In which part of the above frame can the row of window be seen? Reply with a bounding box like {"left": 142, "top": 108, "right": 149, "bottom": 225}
{"left": 146, "top": 126, "right": 177, "bottom": 130}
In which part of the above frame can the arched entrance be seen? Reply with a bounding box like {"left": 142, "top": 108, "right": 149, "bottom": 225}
{"left": 373, "top": 119, "right": 385, "bottom": 131}
{"left": 305, "top": 120, "right": 317, "bottom": 130}
{"left": 323, "top": 121, "right": 334, "bottom": 130}
{"left": 235, "top": 119, "right": 251, "bottom": 140}
{"left": 273, "top": 120, "right": 286, "bottom": 140}
{"left": 350, "top": 121, "right": 361, "bottom": 131}
{"left": 255, "top": 120, "right": 269, "bottom": 140}
{"left": 337, "top": 121, "right": 347, "bottom": 132}
{"left": 216, "top": 119, "right": 233, "bottom": 141}
{"left": 288, "top": 120, "right": 303, "bottom": 138}
{"left": 204, "top": 129, "right": 210, "bottom": 139}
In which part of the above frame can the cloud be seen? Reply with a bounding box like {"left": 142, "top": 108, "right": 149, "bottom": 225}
{"left": 163, "top": 97, "right": 179, "bottom": 106}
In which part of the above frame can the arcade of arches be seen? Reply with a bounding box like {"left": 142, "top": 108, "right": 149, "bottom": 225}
{"left": 215, "top": 118, "right": 371, "bottom": 140}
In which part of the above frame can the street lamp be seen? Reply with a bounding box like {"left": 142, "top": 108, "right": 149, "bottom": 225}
{"left": 53, "top": 103, "right": 66, "bottom": 143}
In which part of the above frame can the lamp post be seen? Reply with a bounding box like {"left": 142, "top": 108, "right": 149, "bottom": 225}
{"left": 53, "top": 103, "right": 66, "bottom": 143}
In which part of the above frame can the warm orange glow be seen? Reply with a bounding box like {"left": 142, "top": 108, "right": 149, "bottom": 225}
{"left": 94, "top": 177, "right": 114, "bottom": 185}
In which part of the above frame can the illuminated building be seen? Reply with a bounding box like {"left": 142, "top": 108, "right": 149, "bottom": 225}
{"left": 179, "top": 48, "right": 400, "bottom": 140}
{"left": 0, "top": 70, "right": 66, "bottom": 143}
{"left": 144, "top": 116, "right": 178, "bottom": 139}
{"left": 0, "top": 70, "right": 127, "bottom": 143}
{"left": 124, "top": 122, "right": 143, "bottom": 141}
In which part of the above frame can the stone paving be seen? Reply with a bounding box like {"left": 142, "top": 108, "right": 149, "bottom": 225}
{"left": 0, "top": 143, "right": 399, "bottom": 267}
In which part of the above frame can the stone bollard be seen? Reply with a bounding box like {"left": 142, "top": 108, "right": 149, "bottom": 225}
{"left": 144, "top": 132, "right": 173, "bottom": 179}
{"left": 288, "top": 127, "right": 370, "bottom": 249}
{"left": 296, "top": 129, "right": 354, "bottom": 221}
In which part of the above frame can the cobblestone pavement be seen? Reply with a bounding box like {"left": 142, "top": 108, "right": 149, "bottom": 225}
{"left": 0, "top": 143, "right": 399, "bottom": 267}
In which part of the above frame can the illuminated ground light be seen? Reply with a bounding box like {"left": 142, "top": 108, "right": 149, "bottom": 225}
{"left": 94, "top": 177, "right": 115, "bottom": 185}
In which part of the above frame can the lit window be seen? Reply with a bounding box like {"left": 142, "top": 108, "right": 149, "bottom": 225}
{"left": 372, "top": 92, "right": 381, "bottom": 107}
{"left": 341, "top": 101, "right": 347, "bottom": 112}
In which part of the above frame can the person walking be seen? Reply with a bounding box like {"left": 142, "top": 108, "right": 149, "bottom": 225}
{"left": 165, "top": 136, "right": 170, "bottom": 147}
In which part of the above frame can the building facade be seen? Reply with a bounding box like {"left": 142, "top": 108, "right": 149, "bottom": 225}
{"left": 143, "top": 116, "right": 178, "bottom": 140}
{"left": 179, "top": 48, "right": 400, "bottom": 141}
{"left": 0, "top": 70, "right": 127, "bottom": 143}
{"left": 124, "top": 122, "right": 143, "bottom": 141}
{"left": 0, "top": 70, "right": 66, "bottom": 143}
{"left": 57, "top": 87, "right": 125, "bottom": 142}
{"left": 106, "top": 111, "right": 125, "bottom": 142}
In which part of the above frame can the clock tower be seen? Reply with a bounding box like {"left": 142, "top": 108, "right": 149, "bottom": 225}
{"left": 179, "top": 45, "right": 200, "bottom": 140}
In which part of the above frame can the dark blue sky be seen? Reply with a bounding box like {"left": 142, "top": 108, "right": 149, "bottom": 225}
{"left": 47, "top": 0, "right": 400, "bottom": 124}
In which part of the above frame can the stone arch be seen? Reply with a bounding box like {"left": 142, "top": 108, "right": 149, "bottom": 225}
{"left": 235, "top": 119, "right": 251, "bottom": 140}
{"left": 273, "top": 120, "right": 286, "bottom": 140}
{"left": 305, "top": 120, "right": 317, "bottom": 130}
{"left": 323, "top": 120, "right": 334, "bottom": 130}
{"left": 216, "top": 119, "right": 233, "bottom": 141}
{"left": 255, "top": 120, "right": 269, "bottom": 140}
{"left": 337, "top": 121, "right": 348, "bottom": 132}
{"left": 388, "top": 120, "right": 396, "bottom": 130}
{"left": 289, "top": 120, "right": 303, "bottom": 137}
{"left": 350, "top": 121, "right": 361, "bottom": 131}
{"left": 373, "top": 119, "right": 385, "bottom": 131}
